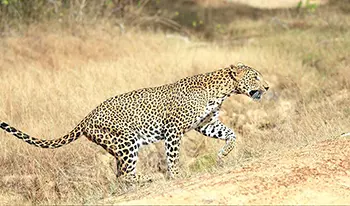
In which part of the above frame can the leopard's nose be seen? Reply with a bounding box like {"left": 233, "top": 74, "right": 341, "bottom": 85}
{"left": 264, "top": 86, "right": 269, "bottom": 91}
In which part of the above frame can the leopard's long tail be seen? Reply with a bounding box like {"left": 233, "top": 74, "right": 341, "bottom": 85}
{"left": 0, "top": 121, "right": 83, "bottom": 148}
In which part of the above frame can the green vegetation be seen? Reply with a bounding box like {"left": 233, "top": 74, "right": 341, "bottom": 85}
{"left": 189, "top": 154, "right": 217, "bottom": 173}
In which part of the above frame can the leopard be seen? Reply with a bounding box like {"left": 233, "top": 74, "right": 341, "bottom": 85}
{"left": 0, "top": 63, "right": 269, "bottom": 183}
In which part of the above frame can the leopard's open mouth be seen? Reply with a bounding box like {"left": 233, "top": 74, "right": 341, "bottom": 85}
{"left": 249, "top": 90, "right": 262, "bottom": 100}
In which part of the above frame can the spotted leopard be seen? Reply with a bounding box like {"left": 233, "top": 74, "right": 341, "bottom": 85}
{"left": 0, "top": 63, "right": 269, "bottom": 183}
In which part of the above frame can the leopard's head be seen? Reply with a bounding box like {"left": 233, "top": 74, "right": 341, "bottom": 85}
{"left": 229, "top": 63, "right": 269, "bottom": 100}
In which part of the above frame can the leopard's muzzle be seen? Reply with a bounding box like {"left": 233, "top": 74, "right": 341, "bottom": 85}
{"left": 249, "top": 90, "right": 263, "bottom": 100}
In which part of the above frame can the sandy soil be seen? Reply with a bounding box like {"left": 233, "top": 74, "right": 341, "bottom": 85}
{"left": 230, "top": 0, "right": 328, "bottom": 8}
{"left": 104, "top": 137, "right": 350, "bottom": 205}
{"left": 197, "top": 0, "right": 328, "bottom": 8}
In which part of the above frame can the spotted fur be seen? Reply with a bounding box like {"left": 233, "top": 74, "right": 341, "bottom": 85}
{"left": 0, "top": 63, "right": 269, "bottom": 183}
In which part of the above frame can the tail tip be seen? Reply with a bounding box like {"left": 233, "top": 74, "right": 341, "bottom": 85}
{"left": 0, "top": 122, "right": 9, "bottom": 129}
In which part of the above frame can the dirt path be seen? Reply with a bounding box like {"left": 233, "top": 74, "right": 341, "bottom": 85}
{"left": 104, "top": 138, "right": 350, "bottom": 205}
{"left": 228, "top": 0, "right": 328, "bottom": 9}
{"left": 196, "top": 0, "right": 328, "bottom": 9}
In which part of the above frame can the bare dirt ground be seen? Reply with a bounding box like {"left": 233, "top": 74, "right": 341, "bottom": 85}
{"left": 197, "top": 0, "right": 328, "bottom": 8}
{"left": 102, "top": 137, "right": 350, "bottom": 205}
{"left": 231, "top": 0, "right": 328, "bottom": 8}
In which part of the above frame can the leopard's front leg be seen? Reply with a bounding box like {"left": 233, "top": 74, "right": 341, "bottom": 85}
{"left": 217, "top": 135, "right": 236, "bottom": 159}
{"left": 195, "top": 112, "right": 237, "bottom": 160}
{"left": 164, "top": 130, "right": 184, "bottom": 179}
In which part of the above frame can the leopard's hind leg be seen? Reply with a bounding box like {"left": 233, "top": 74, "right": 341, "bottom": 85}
{"left": 113, "top": 133, "right": 152, "bottom": 184}
{"left": 84, "top": 127, "right": 151, "bottom": 184}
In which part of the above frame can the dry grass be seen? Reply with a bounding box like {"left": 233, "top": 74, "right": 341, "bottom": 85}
{"left": 0, "top": 2, "right": 350, "bottom": 204}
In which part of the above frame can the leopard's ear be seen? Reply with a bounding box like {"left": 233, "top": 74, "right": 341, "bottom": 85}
{"left": 237, "top": 62, "right": 245, "bottom": 67}
{"left": 229, "top": 64, "right": 244, "bottom": 80}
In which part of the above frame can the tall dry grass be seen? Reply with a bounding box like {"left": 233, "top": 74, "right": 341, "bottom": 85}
{"left": 0, "top": 2, "right": 350, "bottom": 204}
